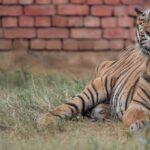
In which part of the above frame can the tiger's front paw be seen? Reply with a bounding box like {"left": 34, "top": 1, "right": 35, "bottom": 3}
{"left": 129, "top": 120, "right": 149, "bottom": 132}
{"left": 37, "top": 112, "right": 57, "bottom": 129}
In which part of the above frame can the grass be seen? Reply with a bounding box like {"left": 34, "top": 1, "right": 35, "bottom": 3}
{"left": 0, "top": 68, "right": 150, "bottom": 150}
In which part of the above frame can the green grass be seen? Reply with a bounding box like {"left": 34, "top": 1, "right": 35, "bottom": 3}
{"left": 0, "top": 69, "right": 150, "bottom": 150}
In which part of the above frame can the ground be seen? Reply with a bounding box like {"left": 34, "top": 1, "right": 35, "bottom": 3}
{"left": 0, "top": 69, "right": 150, "bottom": 150}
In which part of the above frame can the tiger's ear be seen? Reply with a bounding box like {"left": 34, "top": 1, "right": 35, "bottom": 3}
{"left": 135, "top": 8, "right": 143, "bottom": 15}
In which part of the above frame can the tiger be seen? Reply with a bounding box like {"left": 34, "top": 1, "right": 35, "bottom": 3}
{"left": 37, "top": 8, "right": 150, "bottom": 131}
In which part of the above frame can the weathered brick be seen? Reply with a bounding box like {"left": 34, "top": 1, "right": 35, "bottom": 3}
{"left": 52, "top": 0, "right": 68, "bottom": 4}
{"left": 0, "top": 6, "right": 22, "bottom": 16}
{"left": 78, "top": 40, "right": 94, "bottom": 50}
{"left": 104, "top": 0, "right": 120, "bottom": 5}
{"left": 3, "top": 0, "right": 18, "bottom": 4}
{"left": 19, "top": 16, "right": 34, "bottom": 27}
{"left": 52, "top": 16, "right": 68, "bottom": 27}
{"left": 13, "top": 39, "right": 29, "bottom": 50}
{"left": 0, "top": 40, "right": 12, "bottom": 50}
{"left": 63, "top": 39, "right": 78, "bottom": 50}
{"left": 35, "top": 17, "right": 51, "bottom": 27}
{"left": 0, "top": 29, "right": 3, "bottom": 38}
{"left": 19, "top": 0, "right": 34, "bottom": 4}
{"left": 24, "top": 5, "right": 56, "bottom": 16}
{"left": 37, "top": 28, "right": 69, "bottom": 39}
{"left": 71, "top": 0, "right": 85, "bottom": 3}
{"left": 94, "top": 40, "right": 109, "bottom": 50}
{"left": 71, "top": 28, "right": 101, "bottom": 39}
{"left": 68, "top": 17, "right": 83, "bottom": 27}
{"left": 118, "top": 17, "right": 134, "bottom": 27}
{"left": 4, "top": 28, "right": 36, "bottom": 39}
{"left": 102, "top": 18, "right": 117, "bottom": 28}
{"left": 125, "top": 40, "right": 133, "bottom": 47}
{"left": 84, "top": 17, "right": 100, "bottom": 27}
{"left": 2, "top": 17, "right": 17, "bottom": 27}
{"left": 31, "top": 39, "right": 46, "bottom": 50}
{"left": 58, "top": 5, "right": 89, "bottom": 15}
{"left": 36, "top": 0, "right": 51, "bottom": 4}
{"left": 104, "top": 28, "right": 129, "bottom": 39}
{"left": 130, "top": 28, "right": 136, "bottom": 41}
{"left": 87, "top": 0, "right": 103, "bottom": 4}
{"left": 109, "top": 40, "right": 124, "bottom": 50}
{"left": 114, "top": 6, "right": 128, "bottom": 16}
{"left": 46, "top": 40, "right": 61, "bottom": 50}
{"left": 92, "top": 6, "right": 112, "bottom": 16}
{"left": 121, "top": 0, "right": 144, "bottom": 4}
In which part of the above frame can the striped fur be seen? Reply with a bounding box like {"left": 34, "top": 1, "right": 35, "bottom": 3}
{"left": 37, "top": 8, "right": 150, "bottom": 131}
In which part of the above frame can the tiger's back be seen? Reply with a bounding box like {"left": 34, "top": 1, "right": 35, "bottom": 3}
{"left": 99, "top": 45, "right": 147, "bottom": 119}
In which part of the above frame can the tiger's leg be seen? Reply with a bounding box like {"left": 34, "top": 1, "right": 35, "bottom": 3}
{"left": 37, "top": 76, "right": 113, "bottom": 128}
{"left": 123, "top": 72, "right": 150, "bottom": 131}
{"left": 89, "top": 103, "right": 111, "bottom": 121}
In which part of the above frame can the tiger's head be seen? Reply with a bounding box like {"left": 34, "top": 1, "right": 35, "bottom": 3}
{"left": 135, "top": 8, "right": 150, "bottom": 56}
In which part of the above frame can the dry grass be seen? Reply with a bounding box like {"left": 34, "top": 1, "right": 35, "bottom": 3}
{"left": 0, "top": 68, "right": 150, "bottom": 150}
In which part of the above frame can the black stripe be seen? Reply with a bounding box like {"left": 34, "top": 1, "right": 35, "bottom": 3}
{"left": 91, "top": 83, "right": 99, "bottom": 103}
{"left": 124, "top": 78, "right": 139, "bottom": 110}
{"left": 139, "top": 86, "right": 150, "bottom": 101}
{"left": 105, "top": 76, "right": 109, "bottom": 99}
{"left": 132, "top": 100, "right": 150, "bottom": 111}
{"left": 76, "top": 95, "right": 86, "bottom": 115}
{"left": 65, "top": 102, "right": 79, "bottom": 113}
{"left": 87, "top": 88, "right": 95, "bottom": 106}
{"left": 83, "top": 91, "right": 90, "bottom": 100}
{"left": 143, "top": 73, "right": 150, "bottom": 83}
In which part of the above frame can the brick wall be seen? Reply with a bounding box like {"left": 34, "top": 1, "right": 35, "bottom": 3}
{"left": 0, "top": 0, "right": 149, "bottom": 51}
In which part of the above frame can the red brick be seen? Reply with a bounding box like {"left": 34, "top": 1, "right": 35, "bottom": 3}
{"left": 35, "top": 17, "right": 51, "bottom": 27}
{"left": 46, "top": 40, "right": 61, "bottom": 50}
{"left": 36, "top": 0, "right": 51, "bottom": 4}
{"left": 63, "top": 39, "right": 78, "bottom": 50}
{"left": 104, "top": 28, "right": 129, "bottom": 39}
{"left": 87, "top": 0, "right": 103, "bottom": 4}
{"left": 0, "top": 40, "right": 12, "bottom": 50}
{"left": 0, "top": 0, "right": 2, "bottom": 3}
{"left": 114, "top": 6, "right": 128, "bottom": 16}
{"left": 104, "top": 0, "right": 120, "bottom": 5}
{"left": 118, "top": 17, "right": 134, "bottom": 27}
{"left": 4, "top": 28, "right": 36, "bottom": 39}
{"left": 84, "top": 17, "right": 100, "bottom": 27}
{"left": 127, "top": 6, "right": 136, "bottom": 16}
{"left": 52, "top": 16, "right": 68, "bottom": 27}
{"left": 58, "top": 5, "right": 89, "bottom": 15}
{"left": 92, "top": 6, "right": 112, "bottom": 16}
{"left": 109, "top": 40, "right": 124, "bottom": 50}
{"left": 13, "top": 39, "right": 29, "bottom": 50}
{"left": 19, "top": 0, "right": 34, "bottom": 4}
{"left": 71, "top": 28, "right": 101, "bottom": 39}
{"left": 52, "top": 0, "right": 68, "bottom": 4}
{"left": 0, "top": 29, "right": 3, "bottom": 38}
{"left": 125, "top": 40, "right": 133, "bottom": 47}
{"left": 31, "top": 39, "right": 46, "bottom": 50}
{"left": 24, "top": 5, "right": 56, "bottom": 16}
{"left": 71, "top": 0, "right": 85, "bottom": 3}
{"left": 0, "top": 6, "right": 22, "bottom": 16}
{"left": 2, "top": 17, "right": 17, "bottom": 27}
{"left": 94, "top": 40, "right": 109, "bottom": 50}
{"left": 19, "top": 16, "right": 34, "bottom": 27}
{"left": 3, "top": 0, "right": 18, "bottom": 4}
{"left": 68, "top": 17, "right": 83, "bottom": 27}
{"left": 37, "top": 28, "right": 69, "bottom": 39}
{"left": 102, "top": 18, "right": 117, "bottom": 28}
{"left": 130, "top": 28, "right": 136, "bottom": 41}
{"left": 78, "top": 40, "right": 94, "bottom": 50}
{"left": 121, "top": 0, "right": 144, "bottom": 4}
